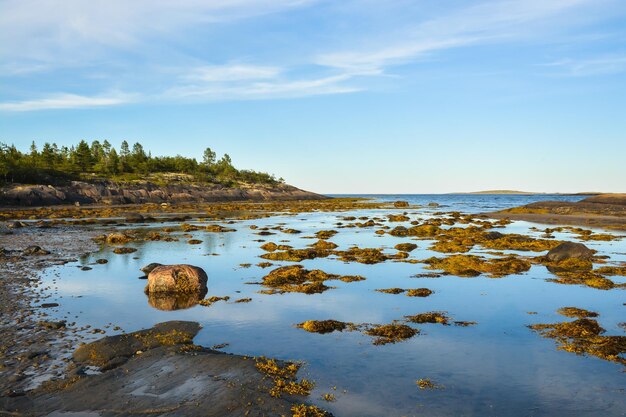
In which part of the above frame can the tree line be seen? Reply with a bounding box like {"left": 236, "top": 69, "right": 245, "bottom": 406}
{"left": 0, "top": 140, "right": 282, "bottom": 186}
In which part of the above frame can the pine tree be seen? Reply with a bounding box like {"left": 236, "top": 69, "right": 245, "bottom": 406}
{"left": 74, "top": 140, "right": 94, "bottom": 172}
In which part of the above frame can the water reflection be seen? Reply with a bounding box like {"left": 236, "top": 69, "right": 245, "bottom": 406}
{"left": 146, "top": 289, "right": 207, "bottom": 311}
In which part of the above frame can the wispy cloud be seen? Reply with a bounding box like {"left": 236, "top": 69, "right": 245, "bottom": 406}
{"left": 317, "top": 0, "right": 603, "bottom": 72}
{"left": 542, "top": 55, "right": 626, "bottom": 76}
{"left": 0, "top": 93, "right": 136, "bottom": 112}
{"left": 167, "top": 70, "right": 361, "bottom": 101}
{"left": 1, "top": 0, "right": 623, "bottom": 111}
{"left": 0, "top": 0, "right": 316, "bottom": 68}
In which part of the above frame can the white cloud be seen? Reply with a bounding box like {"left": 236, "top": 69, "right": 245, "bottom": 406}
{"left": 316, "top": 0, "right": 604, "bottom": 72}
{"left": 0, "top": 0, "right": 315, "bottom": 65}
{"left": 0, "top": 92, "right": 136, "bottom": 112}
{"left": 167, "top": 71, "right": 361, "bottom": 100}
{"left": 543, "top": 55, "right": 626, "bottom": 76}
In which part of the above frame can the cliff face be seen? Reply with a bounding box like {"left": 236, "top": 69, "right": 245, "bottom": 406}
{"left": 0, "top": 180, "right": 326, "bottom": 206}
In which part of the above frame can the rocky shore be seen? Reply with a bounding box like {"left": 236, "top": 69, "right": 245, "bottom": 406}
{"left": 487, "top": 194, "right": 626, "bottom": 229}
{"left": 0, "top": 223, "right": 329, "bottom": 416}
{"left": 0, "top": 180, "right": 326, "bottom": 207}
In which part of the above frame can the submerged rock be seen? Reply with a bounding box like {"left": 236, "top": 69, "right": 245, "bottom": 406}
{"left": 146, "top": 264, "right": 208, "bottom": 294}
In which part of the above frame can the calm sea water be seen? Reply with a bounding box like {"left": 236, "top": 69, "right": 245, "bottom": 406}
{"left": 39, "top": 195, "right": 625, "bottom": 417}
{"left": 331, "top": 194, "right": 588, "bottom": 213}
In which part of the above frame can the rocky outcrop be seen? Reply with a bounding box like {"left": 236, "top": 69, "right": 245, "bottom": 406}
{"left": 145, "top": 264, "right": 208, "bottom": 294}
{"left": 0, "top": 180, "right": 326, "bottom": 206}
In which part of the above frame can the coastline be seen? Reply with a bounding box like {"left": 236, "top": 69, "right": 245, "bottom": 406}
{"left": 0, "top": 220, "right": 330, "bottom": 416}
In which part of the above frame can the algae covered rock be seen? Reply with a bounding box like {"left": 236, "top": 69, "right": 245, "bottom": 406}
{"left": 146, "top": 264, "right": 208, "bottom": 294}
{"left": 73, "top": 321, "right": 200, "bottom": 370}
{"left": 546, "top": 242, "right": 595, "bottom": 262}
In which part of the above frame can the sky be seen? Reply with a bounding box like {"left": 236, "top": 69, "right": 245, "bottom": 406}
{"left": 1, "top": 0, "right": 625, "bottom": 194}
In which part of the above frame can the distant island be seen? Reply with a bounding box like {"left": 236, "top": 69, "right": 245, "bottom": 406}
{"left": 0, "top": 140, "right": 324, "bottom": 206}
{"left": 451, "top": 190, "right": 602, "bottom": 195}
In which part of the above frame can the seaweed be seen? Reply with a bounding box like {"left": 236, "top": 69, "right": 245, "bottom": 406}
{"left": 297, "top": 320, "right": 350, "bottom": 334}
{"left": 529, "top": 317, "right": 626, "bottom": 365}
{"left": 405, "top": 312, "right": 450, "bottom": 325}
{"left": 424, "top": 254, "right": 531, "bottom": 278}
{"left": 365, "top": 324, "right": 419, "bottom": 345}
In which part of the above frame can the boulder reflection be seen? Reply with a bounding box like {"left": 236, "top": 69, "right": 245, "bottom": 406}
{"left": 146, "top": 288, "right": 207, "bottom": 311}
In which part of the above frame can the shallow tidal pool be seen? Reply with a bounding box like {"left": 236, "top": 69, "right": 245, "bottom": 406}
{"left": 39, "top": 200, "right": 626, "bottom": 417}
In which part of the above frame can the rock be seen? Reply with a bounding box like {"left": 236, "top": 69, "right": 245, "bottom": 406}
{"left": 22, "top": 246, "right": 50, "bottom": 256}
{"left": 428, "top": 202, "right": 440, "bottom": 207}
{"left": 483, "top": 231, "right": 505, "bottom": 240}
{"left": 546, "top": 242, "right": 595, "bottom": 262}
{"left": 393, "top": 201, "right": 409, "bottom": 208}
{"left": 140, "top": 262, "right": 163, "bottom": 275}
{"left": 73, "top": 321, "right": 200, "bottom": 370}
{"left": 40, "top": 303, "right": 59, "bottom": 308}
{"left": 39, "top": 320, "right": 66, "bottom": 330}
{"left": 1, "top": 180, "right": 326, "bottom": 207}
{"left": 124, "top": 212, "right": 145, "bottom": 223}
{"left": 146, "top": 264, "right": 208, "bottom": 294}
{"left": 7, "top": 221, "right": 24, "bottom": 229}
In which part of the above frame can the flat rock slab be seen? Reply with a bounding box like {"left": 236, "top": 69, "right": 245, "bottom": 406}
{"left": 2, "top": 321, "right": 306, "bottom": 417}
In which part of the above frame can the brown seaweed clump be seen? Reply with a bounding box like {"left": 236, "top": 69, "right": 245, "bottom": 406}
{"left": 261, "top": 248, "right": 331, "bottom": 262}
{"left": 557, "top": 307, "right": 599, "bottom": 318}
{"left": 365, "top": 324, "right": 419, "bottom": 345}
{"left": 481, "top": 234, "right": 561, "bottom": 251}
{"left": 206, "top": 224, "right": 236, "bottom": 233}
{"left": 406, "top": 288, "right": 433, "bottom": 297}
{"left": 260, "top": 265, "right": 363, "bottom": 294}
{"left": 594, "top": 265, "right": 626, "bottom": 276}
{"left": 315, "top": 230, "right": 338, "bottom": 239}
{"left": 333, "top": 247, "right": 390, "bottom": 264}
{"left": 297, "top": 320, "right": 350, "bottom": 334}
{"left": 255, "top": 357, "right": 315, "bottom": 398}
{"left": 310, "top": 240, "right": 338, "bottom": 250}
{"left": 198, "top": 296, "right": 230, "bottom": 306}
{"left": 424, "top": 254, "right": 531, "bottom": 278}
{"left": 395, "top": 243, "right": 418, "bottom": 252}
{"left": 291, "top": 404, "right": 333, "bottom": 417}
{"left": 113, "top": 247, "right": 137, "bottom": 254}
{"left": 547, "top": 271, "right": 617, "bottom": 290}
{"left": 430, "top": 239, "right": 472, "bottom": 253}
{"left": 416, "top": 378, "right": 444, "bottom": 390}
{"left": 406, "top": 312, "right": 450, "bottom": 325}
{"left": 388, "top": 214, "right": 410, "bottom": 222}
{"left": 529, "top": 317, "right": 626, "bottom": 365}
{"left": 376, "top": 288, "right": 406, "bottom": 294}
{"left": 260, "top": 242, "right": 293, "bottom": 252}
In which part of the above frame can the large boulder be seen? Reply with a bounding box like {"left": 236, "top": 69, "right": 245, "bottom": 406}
{"left": 546, "top": 242, "right": 595, "bottom": 262}
{"left": 146, "top": 264, "right": 208, "bottom": 294}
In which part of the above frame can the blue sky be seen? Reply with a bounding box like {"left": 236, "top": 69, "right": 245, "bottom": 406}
{"left": 1, "top": 0, "right": 625, "bottom": 193}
